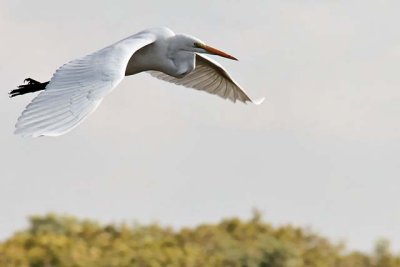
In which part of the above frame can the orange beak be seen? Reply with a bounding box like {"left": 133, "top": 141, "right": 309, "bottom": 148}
{"left": 202, "top": 44, "right": 238, "bottom": 61}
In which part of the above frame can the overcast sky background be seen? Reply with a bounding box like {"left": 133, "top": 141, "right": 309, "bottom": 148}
{"left": 1, "top": 0, "right": 400, "bottom": 252}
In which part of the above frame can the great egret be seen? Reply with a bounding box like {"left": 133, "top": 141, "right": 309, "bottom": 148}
{"left": 10, "top": 27, "right": 264, "bottom": 137}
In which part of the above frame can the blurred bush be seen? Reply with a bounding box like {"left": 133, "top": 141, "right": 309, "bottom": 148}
{"left": 0, "top": 213, "right": 399, "bottom": 267}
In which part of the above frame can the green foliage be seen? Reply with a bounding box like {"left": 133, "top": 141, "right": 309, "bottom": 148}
{"left": 0, "top": 214, "right": 399, "bottom": 267}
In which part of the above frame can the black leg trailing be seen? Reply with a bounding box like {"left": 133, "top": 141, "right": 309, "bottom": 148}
{"left": 9, "top": 78, "right": 50, "bottom": 98}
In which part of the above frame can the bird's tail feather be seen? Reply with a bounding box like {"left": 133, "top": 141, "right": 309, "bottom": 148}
{"left": 9, "top": 78, "right": 49, "bottom": 98}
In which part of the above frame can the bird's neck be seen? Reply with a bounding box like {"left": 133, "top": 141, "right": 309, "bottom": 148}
{"left": 125, "top": 41, "right": 196, "bottom": 78}
{"left": 170, "top": 51, "right": 195, "bottom": 78}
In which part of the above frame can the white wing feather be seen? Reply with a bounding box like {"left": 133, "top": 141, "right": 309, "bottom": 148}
{"left": 15, "top": 32, "right": 156, "bottom": 137}
{"left": 148, "top": 54, "right": 264, "bottom": 104}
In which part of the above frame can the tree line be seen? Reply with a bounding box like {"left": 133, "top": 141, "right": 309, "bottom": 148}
{"left": 0, "top": 213, "right": 399, "bottom": 267}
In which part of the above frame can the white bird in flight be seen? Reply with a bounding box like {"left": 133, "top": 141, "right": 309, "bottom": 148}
{"left": 10, "top": 27, "right": 264, "bottom": 137}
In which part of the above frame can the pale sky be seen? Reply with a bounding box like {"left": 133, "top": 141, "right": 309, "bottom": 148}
{"left": 1, "top": 0, "right": 400, "bottom": 252}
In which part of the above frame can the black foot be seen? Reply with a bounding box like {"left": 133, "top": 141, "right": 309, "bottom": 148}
{"left": 24, "top": 78, "right": 40, "bottom": 85}
{"left": 9, "top": 78, "right": 50, "bottom": 98}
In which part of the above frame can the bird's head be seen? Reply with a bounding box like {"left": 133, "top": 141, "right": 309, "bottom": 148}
{"left": 174, "top": 34, "right": 238, "bottom": 61}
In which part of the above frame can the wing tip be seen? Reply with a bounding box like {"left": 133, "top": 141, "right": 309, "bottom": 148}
{"left": 14, "top": 127, "right": 39, "bottom": 138}
{"left": 251, "top": 97, "right": 265, "bottom": 105}
{"left": 14, "top": 127, "right": 65, "bottom": 138}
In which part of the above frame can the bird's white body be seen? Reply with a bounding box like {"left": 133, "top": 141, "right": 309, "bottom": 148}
{"left": 14, "top": 27, "right": 263, "bottom": 137}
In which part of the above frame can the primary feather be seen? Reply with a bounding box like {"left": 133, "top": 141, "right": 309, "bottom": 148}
{"left": 148, "top": 54, "right": 262, "bottom": 104}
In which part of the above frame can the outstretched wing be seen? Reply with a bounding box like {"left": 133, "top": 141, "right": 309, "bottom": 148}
{"left": 148, "top": 54, "right": 264, "bottom": 104}
{"left": 15, "top": 32, "right": 156, "bottom": 137}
